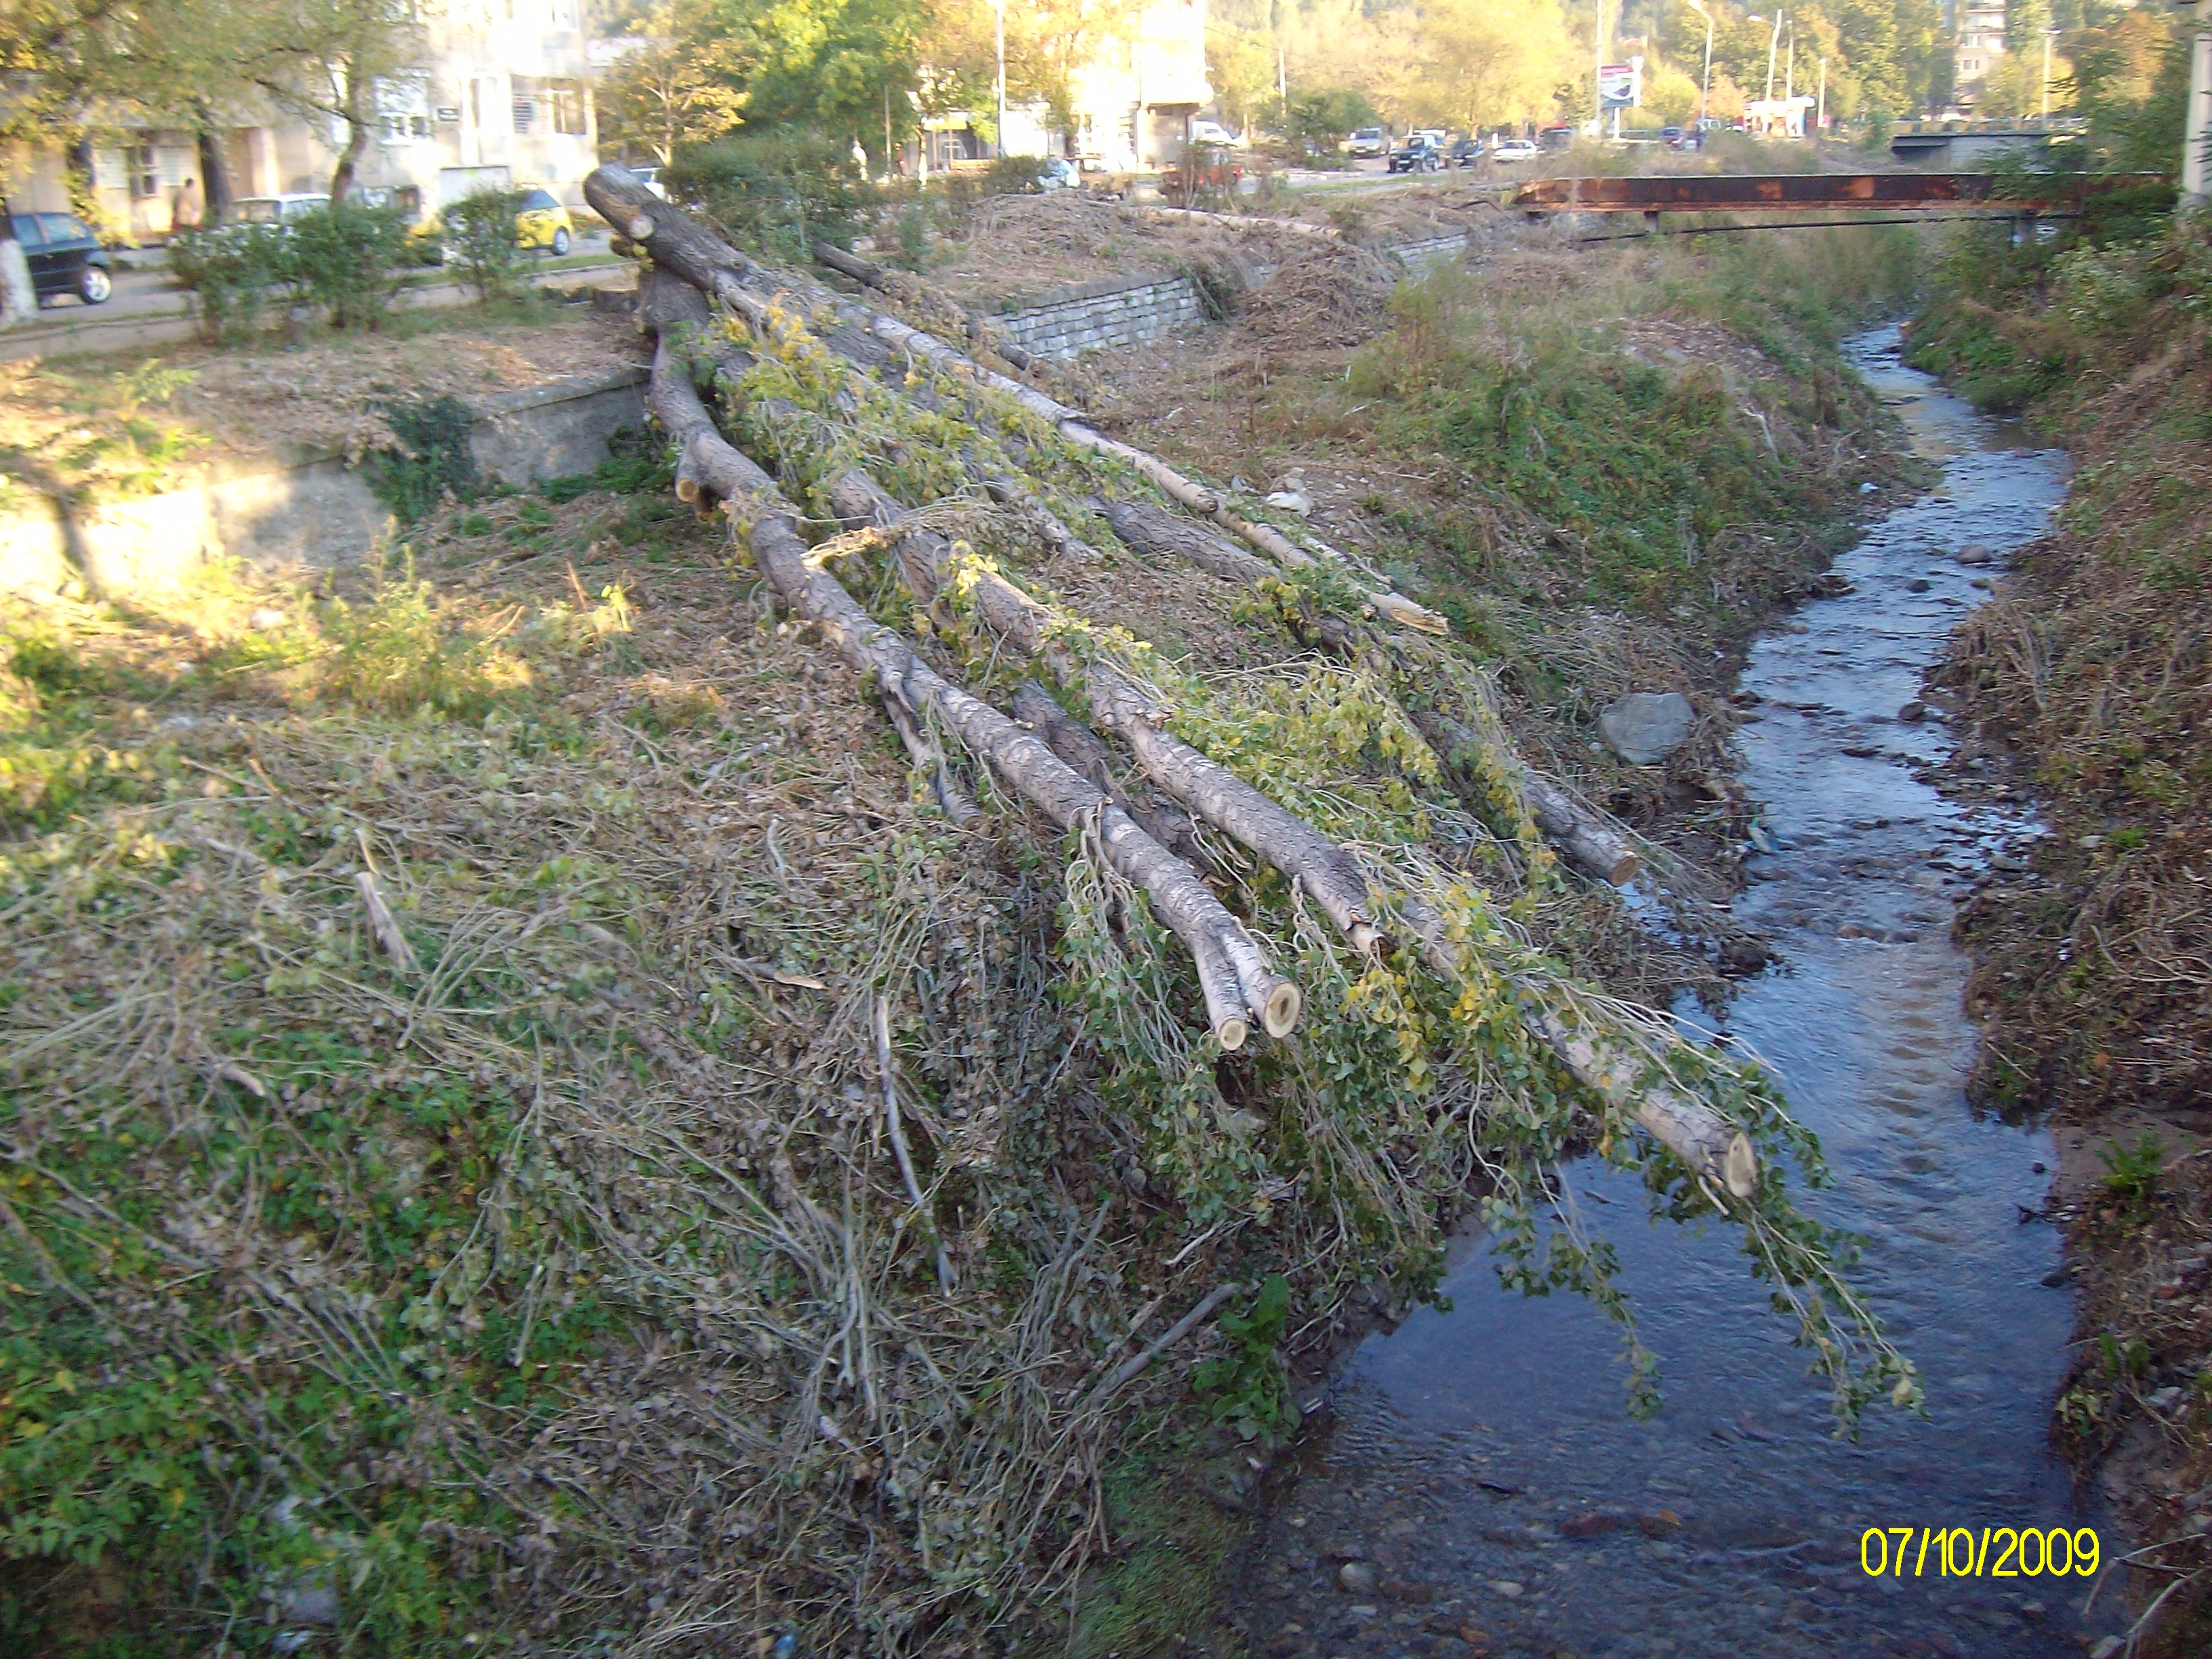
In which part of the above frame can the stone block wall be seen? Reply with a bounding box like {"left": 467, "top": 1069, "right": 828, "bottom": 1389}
{"left": 992, "top": 273, "right": 1209, "bottom": 359}
{"left": 992, "top": 232, "right": 1469, "bottom": 360}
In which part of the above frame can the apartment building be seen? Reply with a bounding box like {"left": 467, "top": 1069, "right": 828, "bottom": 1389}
{"left": 915, "top": 0, "right": 1215, "bottom": 173}
{"left": 1954, "top": 0, "right": 2008, "bottom": 95}
{"left": 9, "top": 0, "right": 598, "bottom": 241}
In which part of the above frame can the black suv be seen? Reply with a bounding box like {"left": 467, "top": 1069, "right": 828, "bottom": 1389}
{"left": 9, "top": 213, "right": 112, "bottom": 305}
{"left": 1388, "top": 136, "right": 1442, "bottom": 173}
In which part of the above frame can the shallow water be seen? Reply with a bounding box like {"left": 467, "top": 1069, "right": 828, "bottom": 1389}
{"left": 1226, "top": 329, "right": 2121, "bottom": 1659}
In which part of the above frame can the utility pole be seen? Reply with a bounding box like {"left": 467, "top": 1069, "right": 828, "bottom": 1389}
{"left": 1817, "top": 57, "right": 1826, "bottom": 135}
{"left": 1593, "top": 0, "right": 1607, "bottom": 136}
{"left": 994, "top": 0, "right": 1006, "bottom": 158}
{"left": 2189, "top": 1, "right": 2212, "bottom": 207}
{"left": 2042, "top": 26, "right": 2058, "bottom": 121}
{"left": 1758, "top": 11, "right": 1783, "bottom": 105}
{"left": 1687, "top": 0, "right": 1713, "bottom": 129}
{"left": 1786, "top": 18, "right": 1795, "bottom": 103}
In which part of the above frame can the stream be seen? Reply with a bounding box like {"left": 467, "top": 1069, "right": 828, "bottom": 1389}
{"left": 1225, "top": 328, "right": 2123, "bottom": 1659}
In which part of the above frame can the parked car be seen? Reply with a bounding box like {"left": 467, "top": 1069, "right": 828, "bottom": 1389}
{"left": 1388, "top": 135, "right": 1443, "bottom": 173}
{"left": 230, "top": 193, "right": 332, "bottom": 224}
{"left": 1346, "top": 126, "right": 1389, "bottom": 158}
{"left": 515, "top": 188, "right": 574, "bottom": 255}
{"left": 1491, "top": 138, "right": 1540, "bottom": 163}
{"left": 628, "top": 165, "right": 668, "bottom": 199}
{"left": 1660, "top": 125, "right": 1687, "bottom": 149}
{"left": 1189, "top": 119, "right": 1241, "bottom": 148}
{"left": 1540, "top": 124, "right": 1577, "bottom": 152}
{"left": 1446, "top": 135, "right": 1487, "bottom": 167}
{"left": 8, "top": 213, "right": 111, "bottom": 304}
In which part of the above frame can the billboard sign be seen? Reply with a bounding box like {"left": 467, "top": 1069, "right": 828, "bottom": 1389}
{"left": 1599, "top": 58, "right": 1644, "bottom": 110}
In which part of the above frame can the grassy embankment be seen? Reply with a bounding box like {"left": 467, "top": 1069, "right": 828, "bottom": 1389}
{"left": 0, "top": 218, "right": 1922, "bottom": 1659}
{"left": 1905, "top": 168, "right": 2212, "bottom": 1658}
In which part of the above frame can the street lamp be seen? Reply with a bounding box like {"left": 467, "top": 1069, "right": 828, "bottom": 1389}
{"left": 994, "top": 0, "right": 1006, "bottom": 159}
{"left": 1685, "top": 0, "right": 1714, "bottom": 131}
{"left": 1748, "top": 12, "right": 1785, "bottom": 106}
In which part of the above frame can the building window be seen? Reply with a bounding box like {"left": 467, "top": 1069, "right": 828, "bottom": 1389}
{"left": 377, "top": 75, "right": 432, "bottom": 144}
{"left": 128, "top": 144, "right": 159, "bottom": 199}
{"left": 514, "top": 77, "right": 586, "bottom": 136}
{"left": 92, "top": 148, "right": 129, "bottom": 190}
{"left": 545, "top": 79, "right": 586, "bottom": 135}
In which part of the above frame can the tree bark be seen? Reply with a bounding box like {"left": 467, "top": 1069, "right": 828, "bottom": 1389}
{"left": 1105, "top": 499, "right": 1277, "bottom": 586}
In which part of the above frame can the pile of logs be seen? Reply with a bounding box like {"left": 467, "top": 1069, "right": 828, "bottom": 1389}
{"left": 581, "top": 163, "right": 1755, "bottom": 1201}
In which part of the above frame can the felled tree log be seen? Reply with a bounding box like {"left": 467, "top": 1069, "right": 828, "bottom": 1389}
{"left": 824, "top": 469, "right": 1389, "bottom": 958}
{"left": 1106, "top": 499, "right": 1277, "bottom": 587}
{"left": 637, "top": 283, "right": 1298, "bottom": 1048}
{"left": 1394, "top": 898, "right": 1757, "bottom": 1200}
{"left": 588, "top": 167, "right": 1446, "bottom": 638}
{"left": 813, "top": 240, "right": 1051, "bottom": 376}
{"left": 1007, "top": 682, "right": 1219, "bottom": 876}
{"left": 1416, "top": 708, "right": 1641, "bottom": 886}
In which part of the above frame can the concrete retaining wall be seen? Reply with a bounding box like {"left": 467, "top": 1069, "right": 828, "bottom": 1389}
{"left": 1, "top": 364, "right": 647, "bottom": 600}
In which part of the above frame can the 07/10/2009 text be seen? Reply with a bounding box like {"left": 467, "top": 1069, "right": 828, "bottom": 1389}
{"left": 1861, "top": 1527, "right": 2099, "bottom": 1578}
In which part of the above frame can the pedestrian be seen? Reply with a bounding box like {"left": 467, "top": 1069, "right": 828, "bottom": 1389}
{"left": 850, "top": 138, "right": 868, "bottom": 178}
{"left": 172, "top": 175, "right": 204, "bottom": 231}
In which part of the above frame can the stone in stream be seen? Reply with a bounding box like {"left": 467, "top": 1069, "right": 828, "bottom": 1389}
{"left": 1560, "top": 1511, "right": 1620, "bottom": 1540}
{"left": 1337, "top": 1560, "right": 1378, "bottom": 1595}
{"left": 1898, "top": 700, "right": 1928, "bottom": 723}
{"left": 1597, "top": 692, "right": 1696, "bottom": 766}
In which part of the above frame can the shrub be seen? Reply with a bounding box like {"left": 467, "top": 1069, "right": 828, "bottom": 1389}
{"left": 319, "top": 543, "right": 500, "bottom": 715}
{"left": 665, "top": 131, "right": 867, "bottom": 260}
{"left": 287, "top": 201, "right": 409, "bottom": 329}
{"left": 168, "top": 223, "right": 291, "bottom": 345}
{"left": 442, "top": 186, "right": 528, "bottom": 302}
{"left": 361, "top": 394, "right": 480, "bottom": 523}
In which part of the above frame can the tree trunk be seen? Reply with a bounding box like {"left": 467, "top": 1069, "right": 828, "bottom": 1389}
{"left": 197, "top": 121, "right": 234, "bottom": 223}
{"left": 328, "top": 73, "right": 372, "bottom": 201}
{"left": 637, "top": 277, "right": 1298, "bottom": 1049}
{"left": 1105, "top": 499, "right": 1277, "bottom": 586}
{"left": 1415, "top": 708, "right": 1641, "bottom": 886}
{"left": 0, "top": 194, "right": 35, "bottom": 329}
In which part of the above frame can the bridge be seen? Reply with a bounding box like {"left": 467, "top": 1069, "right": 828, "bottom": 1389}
{"left": 1507, "top": 171, "right": 2159, "bottom": 234}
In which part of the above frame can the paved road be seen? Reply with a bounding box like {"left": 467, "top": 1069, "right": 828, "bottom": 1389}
{"left": 5, "top": 230, "right": 625, "bottom": 364}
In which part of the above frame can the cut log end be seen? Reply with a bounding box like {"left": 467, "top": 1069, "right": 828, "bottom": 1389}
{"left": 1258, "top": 978, "right": 1302, "bottom": 1040}
{"left": 1723, "top": 1132, "right": 1759, "bottom": 1200}
{"left": 1216, "top": 1016, "right": 1250, "bottom": 1053}
{"left": 625, "top": 213, "right": 655, "bottom": 240}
